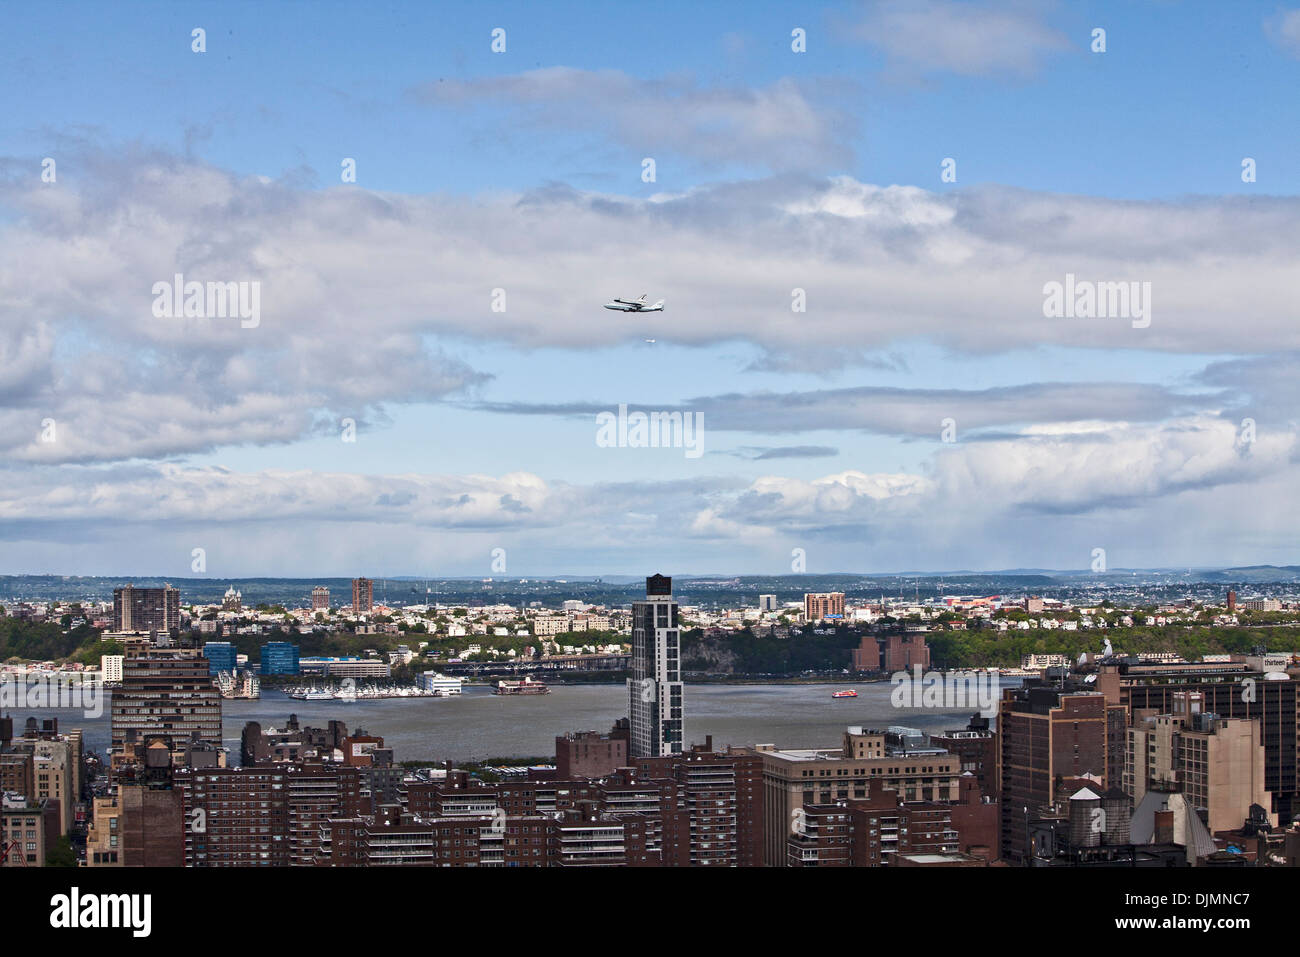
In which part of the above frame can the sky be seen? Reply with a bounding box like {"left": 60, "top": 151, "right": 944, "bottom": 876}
{"left": 1, "top": 0, "right": 1298, "bottom": 578}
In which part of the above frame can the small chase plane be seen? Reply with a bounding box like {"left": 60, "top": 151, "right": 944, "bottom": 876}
{"left": 604, "top": 293, "right": 665, "bottom": 313}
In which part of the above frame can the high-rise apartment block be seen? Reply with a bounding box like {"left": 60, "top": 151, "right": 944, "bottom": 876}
{"left": 111, "top": 649, "right": 222, "bottom": 761}
{"left": 112, "top": 584, "right": 181, "bottom": 639}
{"left": 804, "top": 592, "right": 845, "bottom": 621}
{"left": 628, "top": 574, "right": 683, "bottom": 758}
{"left": 998, "top": 685, "right": 1114, "bottom": 863}
{"left": 351, "top": 578, "right": 374, "bottom": 614}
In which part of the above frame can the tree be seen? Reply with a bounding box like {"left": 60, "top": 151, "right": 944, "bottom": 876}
{"left": 45, "top": 835, "right": 76, "bottom": 867}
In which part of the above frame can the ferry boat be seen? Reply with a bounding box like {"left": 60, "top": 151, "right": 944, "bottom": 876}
{"left": 285, "top": 684, "right": 339, "bottom": 701}
{"left": 832, "top": 689, "right": 858, "bottom": 698}
{"left": 493, "top": 676, "right": 550, "bottom": 695}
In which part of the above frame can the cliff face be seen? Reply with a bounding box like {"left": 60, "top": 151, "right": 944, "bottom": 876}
{"left": 680, "top": 628, "right": 863, "bottom": 675}
{"left": 682, "top": 639, "right": 741, "bottom": 673}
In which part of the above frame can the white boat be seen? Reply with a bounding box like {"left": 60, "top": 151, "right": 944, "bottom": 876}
{"left": 287, "top": 685, "right": 337, "bottom": 700}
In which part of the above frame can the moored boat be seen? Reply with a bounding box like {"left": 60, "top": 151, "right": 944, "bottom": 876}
{"left": 493, "top": 676, "right": 550, "bottom": 695}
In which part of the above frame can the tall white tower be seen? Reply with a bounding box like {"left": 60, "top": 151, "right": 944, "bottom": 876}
{"left": 628, "top": 574, "right": 683, "bottom": 758}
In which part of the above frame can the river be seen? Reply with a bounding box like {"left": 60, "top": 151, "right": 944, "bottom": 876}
{"left": 11, "top": 680, "right": 1014, "bottom": 764}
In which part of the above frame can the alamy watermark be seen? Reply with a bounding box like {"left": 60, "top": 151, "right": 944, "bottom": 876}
{"left": 596, "top": 404, "right": 703, "bottom": 459}
{"left": 1042, "top": 273, "right": 1150, "bottom": 329}
{"left": 152, "top": 273, "right": 261, "bottom": 328}
{"left": 890, "top": 665, "right": 1000, "bottom": 717}
{"left": 1, "top": 674, "right": 104, "bottom": 718}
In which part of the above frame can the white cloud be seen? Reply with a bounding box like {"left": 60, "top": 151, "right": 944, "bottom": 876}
{"left": 852, "top": 0, "right": 1071, "bottom": 78}
{"left": 4, "top": 150, "right": 1300, "bottom": 467}
{"left": 3, "top": 147, "right": 1298, "bottom": 573}
{"left": 475, "top": 381, "right": 1229, "bottom": 438}
{"left": 1265, "top": 8, "right": 1300, "bottom": 58}
{"left": 3, "top": 417, "right": 1290, "bottom": 574}
{"left": 930, "top": 416, "right": 1296, "bottom": 513}
{"left": 411, "top": 68, "right": 854, "bottom": 172}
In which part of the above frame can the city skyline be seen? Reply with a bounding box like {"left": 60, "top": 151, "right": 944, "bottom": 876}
{"left": 8, "top": 0, "right": 1300, "bottom": 921}
{"left": 4, "top": 1, "right": 1300, "bottom": 576}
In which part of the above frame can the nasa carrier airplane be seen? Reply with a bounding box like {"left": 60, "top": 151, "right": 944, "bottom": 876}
{"left": 604, "top": 294, "right": 665, "bottom": 312}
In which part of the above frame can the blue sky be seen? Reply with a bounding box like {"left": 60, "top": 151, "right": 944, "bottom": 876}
{"left": 1, "top": 0, "right": 1298, "bottom": 577}
{"left": 6, "top": 1, "right": 1296, "bottom": 197}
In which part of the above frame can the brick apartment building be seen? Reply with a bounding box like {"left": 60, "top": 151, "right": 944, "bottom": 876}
{"left": 88, "top": 714, "right": 1009, "bottom": 869}
{"left": 556, "top": 730, "right": 627, "bottom": 778}
{"left": 788, "top": 774, "right": 998, "bottom": 867}
{"left": 112, "top": 583, "right": 181, "bottom": 639}
{"left": 850, "top": 631, "right": 932, "bottom": 673}
{"left": 804, "top": 592, "right": 845, "bottom": 622}
{"left": 351, "top": 577, "right": 374, "bottom": 614}
{"left": 930, "top": 714, "right": 999, "bottom": 799}
{"left": 998, "top": 684, "right": 1118, "bottom": 863}
{"left": 758, "top": 726, "right": 966, "bottom": 866}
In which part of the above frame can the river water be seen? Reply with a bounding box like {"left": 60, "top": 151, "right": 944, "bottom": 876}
{"left": 12, "top": 681, "right": 1013, "bottom": 764}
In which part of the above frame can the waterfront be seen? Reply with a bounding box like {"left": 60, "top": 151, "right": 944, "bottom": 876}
{"left": 7, "top": 679, "right": 1016, "bottom": 765}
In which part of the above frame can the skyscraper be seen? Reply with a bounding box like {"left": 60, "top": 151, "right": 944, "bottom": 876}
{"left": 312, "top": 586, "right": 331, "bottom": 611}
{"left": 112, "top": 584, "right": 181, "bottom": 638}
{"left": 352, "top": 578, "right": 374, "bottom": 614}
{"left": 111, "top": 648, "right": 222, "bottom": 761}
{"left": 998, "top": 685, "right": 1111, "bottom": 863}
{"left": 628, "top": 574, "right": 683, "bottom": 758}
